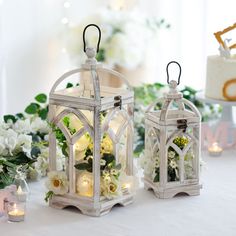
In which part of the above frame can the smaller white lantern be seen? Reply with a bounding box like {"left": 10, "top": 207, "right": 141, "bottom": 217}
{"left": 143, "top": 61, "right": 202, "bottom": 198}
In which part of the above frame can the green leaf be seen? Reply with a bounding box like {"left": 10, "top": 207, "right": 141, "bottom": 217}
{"left": 134, "top": 143, "right": 144, "bottom": 155}
{"left": 35, "top": 93, "right": 47, "bottom": 103}
{"left": 31, "top": 146, "right": 41, "bottom": 158}
{"left": 39, "top": 108, "right": 48, "bottom": 120}
{"left": 3, "top": 115, "right": 17, "bottom": 123}
{"left": 154, "top": 174, "right": 159, "bottom": 182}
{"left": 62, "top": 116, "right": 70, "bottom": 127}
{"left": 66, "top": 83, "right": 73, "bottom": 88}
{"left": 102, "top": 153, "right": 115, "bottom": 165}
{"left": 15, "top": 113, "right": 24, "bottom": 119}
{"left": 45, "top": 191, "right": 54, "bottom": 202}
{"left": 25, "top": 103, "right": 39, "bottom": 114}
{"left": 74, "top": 162, "right": 90, "bottom": 170}
{"left": 61, "top": 142, "right": 68, "bottom": 157}
{"left": 96, "top": 48, "right": 105, "bottom": 62}
{"left": 115, "top": 163, "right": 122, "bottom": 170}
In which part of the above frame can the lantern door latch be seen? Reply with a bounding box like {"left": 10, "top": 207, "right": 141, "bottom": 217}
{"left": 114, "top": 95, "right": 122, "bottom": 109}
{"left": 177, "top": 119, "right": 187, "bottom": 132}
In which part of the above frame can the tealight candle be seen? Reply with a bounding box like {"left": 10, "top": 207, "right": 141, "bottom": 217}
{"left": 122, "top": 182, "right": 132, "bottom": 194}
{"left": 7, "top": 203, "right": 25, "bottom": 222}
{"left": 76, "top": 172, "right": 93, "bottom": 197}
{"left": 208, "top": 142, "right": 223, "bottom": 156}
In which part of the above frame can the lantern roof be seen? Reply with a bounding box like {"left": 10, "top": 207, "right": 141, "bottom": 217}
{"left": 49, "top": 24, "right": 133, "bottom": 111}
{"left": 146, "top": 61, "right": 201, "bottom": 126}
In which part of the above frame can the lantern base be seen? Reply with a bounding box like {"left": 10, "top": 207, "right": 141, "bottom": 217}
{"left": 143, "top": 178, "right": 202, "bottom": 199}
{"left": 49, "top": 193, "right": 134, "bottom": 217}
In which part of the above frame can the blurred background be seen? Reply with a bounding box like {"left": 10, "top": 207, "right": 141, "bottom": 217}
{"left": 0, "top": 0, "right": 236, "bottom": 116}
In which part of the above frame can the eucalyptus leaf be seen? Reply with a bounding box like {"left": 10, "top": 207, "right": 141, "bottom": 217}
{"left": 66, "top": 82, "right": 73, "bottom": 88}
{"left": 3, "top": 115, "right": 17, "bottom": 123}
{"left": 39, "top": 108, "right": 48, "bottom": 120}
{"left": 15, "top": 113, "right": 24, "bottom": 119}
{"left": 25, "top": 103, "right": 39, "bottom": 114}
{"left": 35, "top": 93, "right": 47, "bottom": 103}
{"left": 74, "top": 162, "right": 90, "bottom": 170}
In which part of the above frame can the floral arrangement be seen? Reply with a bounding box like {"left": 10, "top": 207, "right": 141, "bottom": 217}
{"left": 0, "top": 94, "right": 64, "bottom": 189}
{"left": 139, "top": 136, "right": 194, "bottom": 183}
{"left": 45, "top": 113, "right": 135, "bottom": 201}
{"left": 67, "top": 8, "right": 170, "bottom": 69}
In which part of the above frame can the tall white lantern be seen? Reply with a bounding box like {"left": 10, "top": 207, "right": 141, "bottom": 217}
{"left": 143, "top": 61, "right": 202, "bottom": 198}
{"left": 46, "top": 25, "right": 134, "bottom": 216}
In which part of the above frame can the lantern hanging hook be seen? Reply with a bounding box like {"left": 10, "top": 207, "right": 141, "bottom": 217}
{"left": 83, "top": 24, "right": 101, "bottom": 53}
{"left": 166, "top": 61, "right": 181, "bottom": 85}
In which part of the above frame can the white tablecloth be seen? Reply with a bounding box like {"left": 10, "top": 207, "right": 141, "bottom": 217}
{"left": 1, "top": 151, "right": 236, "bottom": 236}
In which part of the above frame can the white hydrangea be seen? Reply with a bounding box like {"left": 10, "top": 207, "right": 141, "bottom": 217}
{"left": 31, "top": 117, "right": 50, "bottom": 134}
{"left": 0, "top": 137, "right": 7, "bottom": 156}
{"left": 3, "top": 129, "right": 18, "bottom": 155}
{"left": 13, "top": 119, "right": 32, "bottom": 134}
{"left": 17, "top": 134, "right": 32, "bottom": 156}
{"left": 34, "top": 146, "right": 65, "bottom": 177}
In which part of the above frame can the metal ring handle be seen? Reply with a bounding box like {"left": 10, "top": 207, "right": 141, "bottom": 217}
{"left": 166, "top": 61, "right": 181, "bottom": 85}
{"left": 83, "top": 24, "right": 101, "bottom": 53}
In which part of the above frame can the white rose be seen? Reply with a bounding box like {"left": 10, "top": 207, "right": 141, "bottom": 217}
{"left": 13, "top": 119, "right": 32, "bottom": 134}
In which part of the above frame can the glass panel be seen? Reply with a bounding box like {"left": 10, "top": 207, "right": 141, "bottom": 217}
{"left": 100, "top": 133, "right": 122, "bottom": 199}
{"left": 184, "top": 127, "right": 196, "bottom": 180}
{"left": 74, "top": 133, "right": 94, "bottom": 198}
{"left": 184, "top": 148, "right": 195, "bottom": 180}
{"left": 167, "top": 132, "right": 194, "bottom": 182}
{"left": 53, "top": 71, "right": 96, "bottom": 100}
{"left": 60, "top": 113, "right": 83, "bottom": 136}
{"left": 167, "top": 145, "right": 180, "bottom": 182}
{"left": 142, "top": 125, "right": 160, "bottom": 183}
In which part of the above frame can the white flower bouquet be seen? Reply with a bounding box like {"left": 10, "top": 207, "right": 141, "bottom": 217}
{"left": 0, "top": 94, "right": 64, "bottom": 189}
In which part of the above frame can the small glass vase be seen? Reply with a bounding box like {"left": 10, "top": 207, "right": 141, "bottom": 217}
{"left": 13, "top": 169, "right": 30, "bottom": 202}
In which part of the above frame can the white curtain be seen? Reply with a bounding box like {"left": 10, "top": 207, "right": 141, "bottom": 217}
{"left": 0, "top": 0, "right": 236, "bottom": 116}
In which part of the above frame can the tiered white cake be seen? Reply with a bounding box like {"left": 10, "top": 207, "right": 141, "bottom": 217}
{"left": 205, "top": 55, "right": 236, "bottom": 101}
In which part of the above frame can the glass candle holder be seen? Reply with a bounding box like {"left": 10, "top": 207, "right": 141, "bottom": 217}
{"left": 208, "top": 142, "right": 223, "bottom": 157}
{"left": 13, "top": 168, "right": 30, "bottom": 202}
{"left": 7, "top": 202, "right": 25, "bottom": 222}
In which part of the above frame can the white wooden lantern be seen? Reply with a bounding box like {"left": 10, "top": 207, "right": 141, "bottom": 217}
{"left": 143, "top": 61, "right": 202, "bottom": 198}
{"left": 47, "top": 24, "right": 134, "bottom": 216}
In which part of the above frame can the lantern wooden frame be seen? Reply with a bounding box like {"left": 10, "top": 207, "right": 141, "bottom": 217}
{"left": 143, "top": 62, "right": 202, "bottom": 199}
{"left": 47, "top": 25, "right": 134, "bottom": 216}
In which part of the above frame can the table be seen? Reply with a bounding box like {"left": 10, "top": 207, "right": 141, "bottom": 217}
{"left": 1, "top": 151, "right": 236, "bottom": 236}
